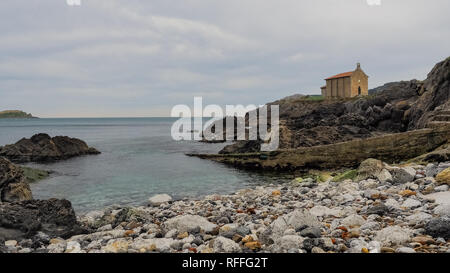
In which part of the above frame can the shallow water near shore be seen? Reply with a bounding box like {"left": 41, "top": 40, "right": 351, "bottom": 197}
{"left": 0, "top": 118, "right": 290, "bottom": 212}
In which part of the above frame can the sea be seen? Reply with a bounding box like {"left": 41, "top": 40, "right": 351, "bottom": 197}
{"left": 0, "top": 118, "right": 290, "bottom": 212}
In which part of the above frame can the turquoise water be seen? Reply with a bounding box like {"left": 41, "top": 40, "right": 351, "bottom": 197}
{"left": 0, "top": 118, "right": 289, "bottom": 212}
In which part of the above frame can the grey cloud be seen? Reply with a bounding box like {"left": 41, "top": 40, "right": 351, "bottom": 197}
{"left": 0, "top": 0, "right": 449, "bottom": 117}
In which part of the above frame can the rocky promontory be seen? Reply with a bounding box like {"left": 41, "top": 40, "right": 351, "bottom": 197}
{"left": 0, "top": 110, "right": 35, "bottom": 119}
{"left": 0, "top": 133, "right": 100, "bottom": 163}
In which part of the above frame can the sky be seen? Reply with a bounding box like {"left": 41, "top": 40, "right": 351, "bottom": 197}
{"left": 0, "top": 0, "right": 449, "bottom": 118}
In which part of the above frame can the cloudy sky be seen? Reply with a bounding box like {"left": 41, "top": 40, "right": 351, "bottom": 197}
{"left": 0, "top": 0, "right": 449, "bottom": 117}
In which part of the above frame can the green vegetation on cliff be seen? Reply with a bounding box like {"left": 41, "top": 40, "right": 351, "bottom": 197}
{"left": 0, "top": 110, "right": 35, "bottom": 118}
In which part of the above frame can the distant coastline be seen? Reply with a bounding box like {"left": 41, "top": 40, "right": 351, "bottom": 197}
{"left": 0, "top": 110, "right": 36, "bottom": 119}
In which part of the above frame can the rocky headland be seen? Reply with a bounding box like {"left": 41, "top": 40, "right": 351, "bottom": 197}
{"left": 0, "top": 133, "right": 101, "bottom": 163}
{"left": 0, "top": 110, "right": 35, "bottom": 119}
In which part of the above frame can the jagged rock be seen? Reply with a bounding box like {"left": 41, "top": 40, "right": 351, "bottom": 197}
{"left": 0, "top": 157, "right": 32, "bottom": 202}
{"left": 0, "top": 199, "right": 87, "bottom": 241}
{"left": 0, "top": 133, "right": 100, "bottom": 163}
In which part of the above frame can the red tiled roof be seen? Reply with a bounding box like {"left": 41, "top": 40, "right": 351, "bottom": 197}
{"left": 325, "top": 71, "right": 353, "bottom": 80}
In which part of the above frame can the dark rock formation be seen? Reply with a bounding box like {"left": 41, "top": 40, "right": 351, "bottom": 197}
{"left": 0, "top": 157, "right": 32, "bottom": 202}
{"left": 0, "top": 198, "right": 87, "bottom": 241}
{"left": 0, "top": 133, "right": 100, "bottom": 163}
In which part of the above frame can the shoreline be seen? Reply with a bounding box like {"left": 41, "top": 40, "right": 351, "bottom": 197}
{"left": 3, "top": 159, "right": 449, "bottom": 253}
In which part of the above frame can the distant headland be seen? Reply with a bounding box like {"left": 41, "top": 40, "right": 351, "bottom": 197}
{"left": 0, "top": 110, "right": 36, "bottom": 119}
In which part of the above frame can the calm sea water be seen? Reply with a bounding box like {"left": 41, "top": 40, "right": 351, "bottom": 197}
{"left": 0, "top": 118, "right": 289, "bottom": 212}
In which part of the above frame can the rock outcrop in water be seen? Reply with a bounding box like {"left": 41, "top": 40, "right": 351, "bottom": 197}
{"left": 0, "top": 133, "right": 100, "bottom": 163}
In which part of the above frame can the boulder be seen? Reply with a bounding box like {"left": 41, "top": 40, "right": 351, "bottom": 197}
{"left": 0, "top": 157, "right": 32, "bottom": 202}
{"left": 0, "top": 198, "right": 87, "bottom": 241}
{"left": 375, "top": 226, "right": 412, "bottom": 247}
{"left": 0, "top": 133, "right": 100, "bottom": 163}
